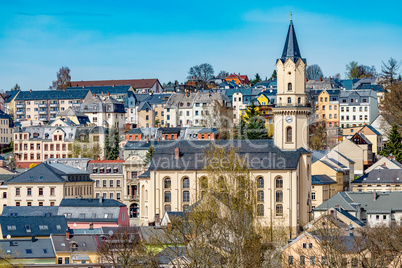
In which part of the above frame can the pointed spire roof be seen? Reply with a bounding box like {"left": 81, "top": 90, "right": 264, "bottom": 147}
{"left": 280, "top": 18, "right": 304, "bottom": 63}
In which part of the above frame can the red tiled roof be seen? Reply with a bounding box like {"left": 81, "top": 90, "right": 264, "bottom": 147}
{"left": 89, "top": 160, "right": 125, "bottom": 163}
{"left": 70, "top": 79, "right": 159, "bottom": 89}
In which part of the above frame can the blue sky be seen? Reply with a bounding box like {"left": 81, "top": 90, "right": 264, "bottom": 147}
{"left": 1, "top": 0, "right": 401, "bottom": 90}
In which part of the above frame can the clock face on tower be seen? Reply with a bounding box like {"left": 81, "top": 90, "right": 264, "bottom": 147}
{"left": 286, "top": 116, "right": 293, "bottom": 123}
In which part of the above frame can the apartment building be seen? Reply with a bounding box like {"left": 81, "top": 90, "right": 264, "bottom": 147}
{"left": 79, "top": 93, "right": 125, "bottom": 130}
{"left": 0, "top": 110, "right": 14, "bottom": 148}
{"left": 192, "top": 91, "right": 231, "bottom": 127}
{"left": 311, "top": 175, "right": 337, "bottom": 210}
{"left": 3, "top": 90, "right": 20, "bottom": 115}
{"left": 6, "top": 162, "right": 93, "bottom": 207}
{"left": 339, "top": 89, "right": 378, "bottom": 128}
{"left": 13, "top": 125, "right": 107, "bottom": 168}
{"left": 352, "top": 169, "right": 402, "bottom": 192}
{"left": 13, "top": 89, "right": 90, "bottom": 122}
{"left": 89, "top": 159, "right": 124, "bottom": 201}
{"left": 314, "top": 89, "right": 340, "bottom": 127}
{"left": 164, "top": 92, "right": 197, "bottom": 127}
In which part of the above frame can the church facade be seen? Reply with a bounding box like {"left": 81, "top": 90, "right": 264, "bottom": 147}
{"left": 137, "top": 19, "right": 312, "bottom": 238}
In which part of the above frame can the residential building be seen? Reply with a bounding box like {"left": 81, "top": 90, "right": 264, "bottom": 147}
{"left": 55, "top": 107, "right": 91, "bottom": 126}
{"left": 364, "top": 156, "right": 402, "bottom": 173}
{"left": 370, "top": 114, "right": 392, "bottom": 142}
{"left": 89, "top": 160, "right": 124, "bottom": 201}
{"left": 70, "top": 78, "right": 163, "bottom": 93}
{"left": 0, "top": 215, "right": 68, "bottom": 239}
{"left": 0, "top": 238, "right": 56, "bottom": 265}
{"left": 229, "top": 88, "right": 262, "bottom": 124}
{"left": 135, "top": 93, "right": 171, "bottom": 127}
{"left": 192, "top": 91, "right": 231, "bottom": 128}
{"left": 3, "top": 90, "right": 20, "bottom": 115}
{"left": 51, "top": 233, "right": 100, "bottom": 265}
{"left": 306, "top": 77, "right": 342, "bottom": 90}
{"left": 6, "top": 162, "right": 93, "bottom": 207}
{"left": 352, "top": 169, "right": 402, "bottom": 192}
{"left": 164, "top": 92, "right": 197, "bottom": 127}
{"left": 313, "top": 191, "right": 402, "bottom": 227}
{"left": 339, "top": 89, "right": 378, "bottom": 128}
{"left": 79, "top": 93, "right": 125, "bottom": 130}
{"left": 332, "top": 139, "right": 370, "bottom": 175}
{"left": 350, "top": 132, "right": 375, "bottom": 167}
{"left": 314, "top": 89, "right": 340, "bottom": 127}
{"left": 13, "top": 125, "right": 107, "bottom": 168}
{"left": 0, "top": 109, "right": 14, "bottom": 148}
{"left": 137, "top": 102, "right": 155, "bottom": 128}
{"left": 311, "top": 175, "right": 337, "bottom": 210}
{"left": 224, "top": 73, "right": 250, "bottom": 85}
{"left": 58, "top": 198, "right": 129, "bottom": 229}
{"left": 255, "top": 90, "right": 276, "bottom": 136}
{"left": 13, "top": 89, "right": 90, "bottom": 122}
{"left": 343, "top": 125, "right": 383, "bottom": 156}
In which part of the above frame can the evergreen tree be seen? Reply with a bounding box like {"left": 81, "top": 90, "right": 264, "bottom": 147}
{"left": 271, "top": 70, "right": 277, "bottom": 79}
{"left": 105, "top": 127, "right": 120, "bottom": 160}
{"left": 237, "top": 101, "right": 269, "bottom": 140}
{"left": 379, "top": 125, "right": 402, "bottom": 162}
{"left": 144, "top": 145, "right": 155, "bottom": 164}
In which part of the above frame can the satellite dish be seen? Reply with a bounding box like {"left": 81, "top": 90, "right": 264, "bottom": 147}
{"left": 6, "top": 235, "right": 11, "bottom": 239}
{"left": 108, "top": 230, "right": 114, "bottom": 236}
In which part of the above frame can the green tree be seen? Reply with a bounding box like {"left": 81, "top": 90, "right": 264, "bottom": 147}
{"left": 105, "top": 127, "right": 120, "bottom": 160}
{"left": 250, "top": 73, "right": 262, "bottom": 86}
{"left": 237, "top": 102, "right": 269, "bottom": 140}
{"left": 379, "top": 124, "right": 402, "bottom": 162}
{"left": 271, "top": 70, "right": 277, "bottom": 79}
{"left": 346, "top": 61, "right": 376, "bottom": 79}
{"left": 144, "top": 145, "right": 155, "bottom": 164}
{"left": 50, "top": 66, "right": 71, "bottom": 90}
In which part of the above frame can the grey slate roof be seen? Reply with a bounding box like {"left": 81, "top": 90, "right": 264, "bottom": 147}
{"left": 148, "top": 140, "right": 310, "bottom": 171}
{"left": 2, "top": 206, "right": 59, "bottom": 217}
{"left": 0, "top": 238, "right": 55, "bottom": 259}
{"left": 15, "top": 89, "right": 89, "bottom": 101}
{"left": 279, "top": 21, "right": 305, "bottom": 63}
{"left": 59, "top": 198, "right": 126, "bottom": 207}
{"left": 3, "top": 90, "right": 20, "bottom": 103}
{"left": 51, "top": 234, "right": 99, "bottom": 253}
{"left": 312, "top": 175, "right": 337, "bottom": 185}
{"left": 0, "top": 215, "right": 68, "bottom": 237}
{"left": 353, "top": 169, "right": 402, "bottom": 184}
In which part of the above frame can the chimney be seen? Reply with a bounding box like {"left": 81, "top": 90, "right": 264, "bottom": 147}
{"left": 320, "top": 77, "right": 322, "bottom": 82}
{"left": 117, "top": 156, "right": 120, "bottom": 160}
{"left": 146, "top": 138, "right": 149, "bottom": 143}
{"left": 30, "top": 89, "right": 32, "bottom": 92}
{"left": 107, "top": 92, "right": 110, "bottom": 96}
{"left": 66, "top": 230, "right": 70, "bottom": 240}
{"left": 157, "top": 138, "right": 160, "bottom": 142}
{"left": 174, "top": 147, "right": 180, "bottom": 160}
{"left": 102, "top": 156, "right": 106, "bottom": 160}
{"left": 373, "top": 190, "right": 377, "bottom": 201}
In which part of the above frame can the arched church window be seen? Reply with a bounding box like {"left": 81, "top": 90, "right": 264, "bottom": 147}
{"left": 276, "top": 177, "right": 283, "bottom": 189}
{"left": 164, "top": 177, "right": 171, "bottom": 189}
{"left": 257, "top": 177, "right": 264, "bottom": 188}
{"left": 276, "top": 204, "right": 283, "bottom": 216}
{"left": 276, "top": 190, "right": 283, "bottom": 202}
{"left": 182, "top": 177, "right": 190, "bottom": 189}
{"left": 286, "top": 127, "right": 292, "bottom": 142}
{"left": 288, "top": 97, "right": 291, "bottom": 104}
{"left": 298, "top": 97, "right": 301, "bottom": 104}
{"left": 288, "top": 83, "right": 292, "bottom": 91}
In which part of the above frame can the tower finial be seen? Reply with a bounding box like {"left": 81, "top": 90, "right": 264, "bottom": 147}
{"left": 290, "top": 12, "right": 292, "bottom": 22}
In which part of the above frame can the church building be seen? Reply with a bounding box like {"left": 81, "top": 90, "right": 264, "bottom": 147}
{"left": 137, "top": 19, "right": 312, "bottom": 238}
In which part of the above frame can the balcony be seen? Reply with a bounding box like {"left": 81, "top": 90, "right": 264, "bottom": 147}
{"left": 39, "top": 110, "right": 47, "bottom": 115}
{"left": 39, "top": 116, "right": 48, "bottom": 121}
{"left": 128, "top": 195, "right": 139, "bottom": 201}
{"left": 16, "top": 111, "right": 25, "bottom": 115}
{"left": 49, "top": 103, "right": 58, "bottom": 107}
{"left": 38, "top": 103, "right": 47, "bottom": 108}
{"left": 16, "top": 104, "right": 25, "bottom": 108}
{"left": 49, "top": 110, "right": 58, "bottom": 114}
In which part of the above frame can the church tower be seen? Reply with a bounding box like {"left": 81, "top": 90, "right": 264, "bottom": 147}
{"left": 273, "top": 17, "right": 310, "bottom": 151}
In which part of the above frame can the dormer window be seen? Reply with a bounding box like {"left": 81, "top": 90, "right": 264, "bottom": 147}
{"left": 113, "top": 167, "right": 118, "bottom": 173}
{"left": 106, "top": 167, "right": 111, "bottom": 173}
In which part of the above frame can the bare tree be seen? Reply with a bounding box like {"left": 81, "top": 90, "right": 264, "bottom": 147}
{"left": 50, "top": 66, "right": 71, "bottom": 90}
{"left": 187, "top": 63, "right": 214, "bottom": 88}
{"left": 202, "top": 99, "right": 234, "bottom": 139}
{"left": 345, "top": 61, "right": 376, "bottom": 79}
{"left": 10, "top": 84, "right": 20, "bottom": 91}
{"left": 217, "top": 70, "right": 229, "bottom": 78}
{"left": 306, "top": 64, "right": 324, "bottom": 81}
{"left": 381, "top": 82, "right": 402, "bottom": 127}
{"left": 381, "top": 57, "right": 400, "bottom": 88}
{"left": 97, "top": 227, "right": 157, "bottom": 267}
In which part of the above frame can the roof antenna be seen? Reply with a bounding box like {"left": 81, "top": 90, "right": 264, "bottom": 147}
{"left": 290, "top": 12, "right": 293, "bottom": 22}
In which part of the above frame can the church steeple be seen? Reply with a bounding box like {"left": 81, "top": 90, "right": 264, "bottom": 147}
{"left": 281, "top": 18, "right": 302, "bottom": 63}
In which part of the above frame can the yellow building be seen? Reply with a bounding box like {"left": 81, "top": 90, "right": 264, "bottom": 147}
{"left": 51, "top": 233, "right": 100, "bottom": 265}
{"left": 314, "top": 89, "right": 340, "bottom": 128}
{"left": 6, "top": 162, "right": 93, "bottom": 207}
{"left": 311, "top": 175, "right": 337, "bottom": 210}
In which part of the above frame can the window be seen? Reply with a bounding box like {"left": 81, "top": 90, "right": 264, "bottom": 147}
{"left": 7, "top": 225, "right": 16, "bottom": 231}
{"left": 276, "top": 190, "right": 283, "bottom": 202}
{"left": 312, "top": 192, "right": 316, "bottom": 200}
{"left": 39, "top": 188, "right": 43, "bottom": 196}
{"left": 39, "top": 202, "right": 43, "bottom": 206}
{"left": 50, "top": 188, "right": 55, "bottom": 196}
{"left": 310, "top": 256, "right": 316, "bottom": 265}
{"left": 164, "top": 191, "right": 171, "bottom": 202}
{"left": 321, "top": 256, "right": 327, "bottom": 265}
{"left": 182, "top": 177, "right": 190, "bottom": 189}
{"left": 116, "top": 180, "right": 121, "bottom": 187}
{"left": 276, "top": 204, "right": 283, "bottom": 216}
{"left": 25, "top": 225, "right": 31, "bottom": 233}
{"left": 164, "top": 178, "right": 171, "bottom": 189}
{"left": 103, "top": 180, "right": 107, "bottom": 187}
{"left": 110, "top": 193, "right": 114, "bottom": 199}
{"left": 39, "top": 225, "right": 49, "bottom": 230}
{"left": 110, "top": 180, "right": 114, "bottom": 187}
{"left": 27, "top": 188, "right": 32, "bottom": 196}
{"left": 183, "top": 191, "right": 190, "bottom": 203}
{"left": 165, "top": 204, "right": 171, "bottom": 212}
{"left": 79, "top": 213, "right": 85, "bottom": 219}
{"left": 288, "top": 83, "right": 292, "bottom": 91}
{"left": 16, "top": 188, "right": 20, "bottom": 196}
{"left": 257, "top": 191, "right": 264, "bottom": 202}
{"left": 257, "top": 177, "right": 264, "bottom": 188}
{"left": 276, "top": 177, "right": 283, "bottom": 189}
{"left": 288, "top": 256, "right": 294, "bottom": 265}
{"left": 300, "top": 256, "right": 306, "bottom": 265}
{"left": 96, "top": 180, "right": 100, "bottom": 187}
{"left": 287, "top": 97, "right": 291, "bottom": 104}
{"left": 117, "top": 193, "right": 121, "bottom": 200}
